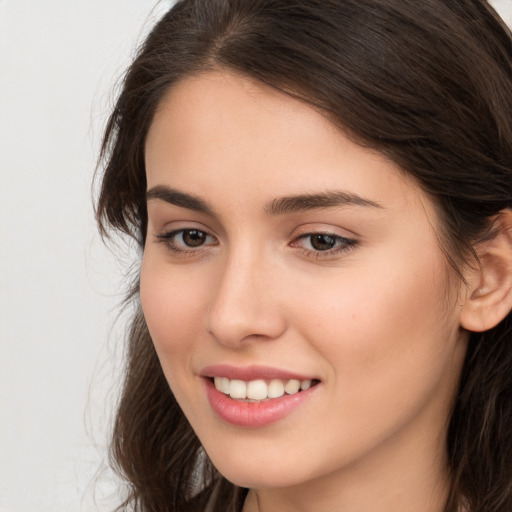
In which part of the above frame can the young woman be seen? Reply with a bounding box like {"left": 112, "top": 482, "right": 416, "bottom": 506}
{"left": 95, "top": 1, "right": 512, "bottom": 511}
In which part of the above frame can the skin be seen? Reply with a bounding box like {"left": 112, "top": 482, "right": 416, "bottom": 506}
{"left": 141, "top": 70, "right": 470, "bottom": 512}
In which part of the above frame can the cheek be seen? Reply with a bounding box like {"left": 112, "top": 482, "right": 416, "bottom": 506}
{"left": 139, "top": 253, "right": 206, "bottom": 366}
{"left": 139, "top": 252, "right": 217, "bottom": 429}
{"left": 294, "top": 249, "right": 460, "bottom": 420}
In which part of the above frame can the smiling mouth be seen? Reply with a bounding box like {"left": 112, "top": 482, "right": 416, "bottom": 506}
{"left": 211, "top": 377, "right": 320, "bottom": 402}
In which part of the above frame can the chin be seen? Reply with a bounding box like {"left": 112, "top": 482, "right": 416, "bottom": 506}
{"left": 204, "top": 445, "right": 318, "bottom": 489}
{"left": 217, "top": 465, "right": 305, "bottom": 489}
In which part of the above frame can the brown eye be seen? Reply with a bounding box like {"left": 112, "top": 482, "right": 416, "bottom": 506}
{"left": 309, "top": 234, "right": 337, "bottom": 251}
{"left": 156, "top": 227, "right": 218, "bottom": 254}
{"left": 181, "top": 229, "right": 207, "bottom": 247}
{"left": 291, "top": 231, "right": 358, "bottom": 258}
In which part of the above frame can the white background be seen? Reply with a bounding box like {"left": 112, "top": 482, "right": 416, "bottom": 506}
{"left": 1, "top": 1, "right": 511, "bottom": 511}
{"left": 0, "top": 2, "right": 172, "bottom": 511}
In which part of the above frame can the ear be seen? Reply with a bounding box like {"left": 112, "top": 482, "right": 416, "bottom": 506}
{"left": 460, "top": 209, "right": 512, "bottom": 333}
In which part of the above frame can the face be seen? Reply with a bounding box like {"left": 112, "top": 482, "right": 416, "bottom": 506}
{"left": 141, "top": 71, "right": 468, "bottom": 492}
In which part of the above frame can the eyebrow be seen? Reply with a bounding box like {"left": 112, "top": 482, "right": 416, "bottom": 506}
{"left": 265, "top": 191, "right": 383, "bottom": 215}
{"left": 146, "top": 185, "right": 215, "bottom": 215}
{"left": 146, "top": 185, "right": 382, "bottom": 216}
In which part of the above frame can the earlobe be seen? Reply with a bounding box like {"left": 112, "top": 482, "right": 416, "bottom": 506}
{"left": 460, "top": 209, "right": 512, "bottom": 333}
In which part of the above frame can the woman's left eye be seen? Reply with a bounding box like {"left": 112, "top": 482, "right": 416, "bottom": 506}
{"left": 291, "top": 232, "right": 357, "bottom": 256}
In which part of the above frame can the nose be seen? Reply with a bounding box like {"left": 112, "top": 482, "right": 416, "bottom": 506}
{"left": 205, "top": 249, "right": 287, "bottom": 348}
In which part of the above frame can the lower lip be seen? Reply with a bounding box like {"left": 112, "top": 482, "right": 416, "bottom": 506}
{"left": 204, "top": 379, "right": 318, "bottom": 427}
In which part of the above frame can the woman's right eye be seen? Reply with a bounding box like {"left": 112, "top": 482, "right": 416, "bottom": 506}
{"left": 155, "top": 228, "right": 218, "bottom": 253}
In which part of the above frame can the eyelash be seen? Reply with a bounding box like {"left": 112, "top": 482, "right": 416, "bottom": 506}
{"left": 155, "top": 229, "right": 358, "bottom": 259}
{"left": 292, "top": 232, "right": 358, "bottom": 258}
{"left": 156, "top": 229, "right": 218, "bottom": 255}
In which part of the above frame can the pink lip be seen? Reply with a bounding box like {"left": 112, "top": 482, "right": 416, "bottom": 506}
{"left": 200, "top": 364, "right": 316, "bottom": 382}
{"left": 201, "top": 365, "right": 319, "bottom": 428}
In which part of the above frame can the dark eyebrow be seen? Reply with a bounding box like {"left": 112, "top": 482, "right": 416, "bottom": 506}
{"left": 265, "top": 191, "right": 383, "bottom": 215}
{"left": 146, "top": 185, "right": 382, "bottom": 217}
{"left": 146, "top": 185, "right": 215, "bottom": 215}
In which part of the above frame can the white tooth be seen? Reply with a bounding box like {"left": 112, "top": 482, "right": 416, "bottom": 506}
{"left": 300, "top": 379, "right": 312, "bottom": 391}
{"left": 214, "top": 377, "right": 223, "bottom": 392}
{"left": 229, "top": 379, "right": 247, "bottom": 399}
{"left": 267, "top": 379, "right": 285, "bottom": 398}
{"left": 247, "top": 379, "right": 268, "bottom": 400}
{"left": 284, "top": 379, "right": 300, "bottom": 395}
{"left": 220, "top": 377, "right": 230, "bottom": 394}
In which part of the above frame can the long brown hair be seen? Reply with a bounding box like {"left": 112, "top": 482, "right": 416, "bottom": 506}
{"left": 96, "top": 1, "right": 512, "bottom": 510}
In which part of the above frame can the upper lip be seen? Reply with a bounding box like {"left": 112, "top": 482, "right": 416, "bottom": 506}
{"left": 200, "top": 364, "right": 317, "bottom": 382}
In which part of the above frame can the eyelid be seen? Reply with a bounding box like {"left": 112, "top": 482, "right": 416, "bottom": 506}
{"left": 291, "top": 232, "right": 357, "bottom": 248}
{"left": 291, "top": 223, "right": 359, "bottom": 239}
{"left": 151, "top": 221, "right": 359, "bottom": 259}
{"left": 156, "top": 227, "right": 217, "bottom": 243}
{"left": 151, "top": 218, "right": 217, "bottom": 239}
{"left": 289, "top": 225, "right": 359, "bottom": 258}
{"left": 154, "top": 226, "right": 218, "bottom": 255}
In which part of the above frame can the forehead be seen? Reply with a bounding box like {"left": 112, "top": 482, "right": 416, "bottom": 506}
{"left": 145, "top": 70, "right": 428, "bottom": 215}
{"left": 146, "top": 70, "right": 344, "bottom": 165}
